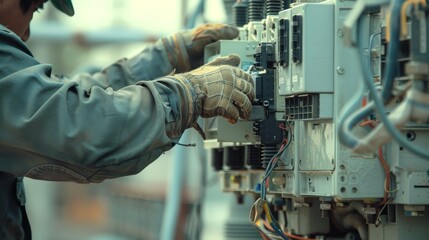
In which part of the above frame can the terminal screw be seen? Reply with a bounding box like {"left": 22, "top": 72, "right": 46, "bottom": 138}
{"left": 336, "top": 66, "right": 345, "bottom": 75}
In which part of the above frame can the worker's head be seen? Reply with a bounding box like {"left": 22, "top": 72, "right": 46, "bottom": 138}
{"left": 0, "top": 0, "right": 74, "bottom": 42}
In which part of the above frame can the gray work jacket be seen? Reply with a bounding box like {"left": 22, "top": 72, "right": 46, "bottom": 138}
{"left": 0, "top": 25, "right": 190, "bottom": 239}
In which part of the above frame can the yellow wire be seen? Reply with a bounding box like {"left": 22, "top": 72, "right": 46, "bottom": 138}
{"left": 263, "top": 202, "right": 273, "bottom": 223}
{"left": 386, "top": 11, "right": 391, "bottom": 42}
{"left": 401, "top": 0, "right": 427, "bottom": 38}
{"left": 384, "top": 178, "right": 399, "bottom": 193}
{"left": 401, "top": 1, "right": 414, "bottom": 38}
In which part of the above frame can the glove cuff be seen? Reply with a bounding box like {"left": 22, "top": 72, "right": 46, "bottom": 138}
{"left": 166, "top": 75, "right": 208, "bottom": 139}
{"left": 165, "top": 75, "right": 200, "bottom": 129}
{"left": 162, "top": 34, "right": 191, "bottom": 73}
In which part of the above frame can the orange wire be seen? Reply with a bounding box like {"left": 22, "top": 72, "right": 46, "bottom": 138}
{"left": 284, "top": 232, "right": 316, "bottom": 240}
{"left": 377, "top": 146, "right": 391, "bottom": 206}
{"left": 357, "top": 120, "right": 391, "bottom": 206}
{"left": 258, "top": 230, "right": 272, "bottom": 240}
{"left": 361, "top": 96, "right": 368, "bottom": 107}
{"left": 359, "top": 119, "right": 378, "bottom": 128}
{"left": 358, "top": 17, "right": 388, "bottom": 205}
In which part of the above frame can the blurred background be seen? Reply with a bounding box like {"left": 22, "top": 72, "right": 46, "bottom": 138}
{"left": 24, "top": 0, "right": 260, "bottom": 240}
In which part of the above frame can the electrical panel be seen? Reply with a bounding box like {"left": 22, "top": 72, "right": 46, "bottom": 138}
{"left": 204, "top": 0, "right": 429, "bottom": 240}
{"left": 289, "top": 3, "right": 334, "bottom": 94}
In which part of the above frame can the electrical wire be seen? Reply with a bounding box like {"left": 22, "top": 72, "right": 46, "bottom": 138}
{"left": 251, "top": 197, "right": 319, "bottom": 240}
{"left": 358, "top": 120, "right": 392, "bottom": 206}
{"left": 375, "top": 197, "right": 394, "bottom": 227}
{"left": 339, "top": 12, "right": 387, "bottom": 145}
{"left": 337, "top": 19, "right": 372, "bottom": 148}
{"left": 251, "top": 123, "right": 292, "bottom": 240}
{"left": 358, "top": 120, "right": 395, "bottom": 229}
{"left": 251, "top": 201, "right": 287, "bottom": 240}
{"left": 377, "top": 145, "right": 392, "bottom": 206}
{"left": 339, "top": 0, "right": 429, "bottom": 159}
{"left": 258, "top": 229, "right": 275, "bottom": 240}
{"left": 261, "top": 123, "right": 292, "bottom": 200}
{"left": 258, "top": 220, "right": 284, "bottom": 240}
{"left": 382, "top": 0, "right": 401, "bottom": 102}
{"left": 400, "top": 0, "right": 427, "bottom": 38}
{"left": 263, "top": 202, "right": 289, "bottom": 239}
{"left": 339, "top": 99, "right": 375, "bottom": 148}
{"left": 384, "top": 178, "right": 399, "bottom": 193}
{"left": 283, "top": 232, "right": 316, "bottom": 240}
{"left": 358, "top": 0, "right": 429, "bottom": 159}
{"left": 359, "top": 119, "right": 378, "bottom": 128}
{"left": 259, "top": 176, "right": 289, "bottom": 240}
{"left": 261, "top": 219, "right": 316, "bottom": 240}
{"left": 368, "top": 32, "right": 381, "bottom": 76}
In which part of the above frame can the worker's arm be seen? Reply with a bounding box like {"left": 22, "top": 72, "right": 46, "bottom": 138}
{"left": 0, "top": 26, "right": 189, "bottom": 183}
{"left": 0, "top": 25, "right": 252, "bottom": 183}
{"left": 71, "top": 44, "right": 174, "bottom": 91}
{"left": 71, "top": 23, "right": 239, "bottom": 90}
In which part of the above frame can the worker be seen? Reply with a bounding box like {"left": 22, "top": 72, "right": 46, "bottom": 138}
{"left": 0, "top": 0, "right": 255, "bottom": 239}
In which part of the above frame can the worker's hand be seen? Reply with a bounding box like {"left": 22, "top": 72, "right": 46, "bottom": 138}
{"left": 162, "top": 23, "right": 239, "bottom": 73}
{"left": 168, "top": 54, "right": 254, "bottom": 138}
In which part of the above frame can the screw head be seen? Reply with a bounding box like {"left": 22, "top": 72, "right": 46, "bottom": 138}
{"left": 337, "top": 29, "right": 344, "bottom": 37}
{"left": 336, "top": 66, "right": 345, "bottom": 75}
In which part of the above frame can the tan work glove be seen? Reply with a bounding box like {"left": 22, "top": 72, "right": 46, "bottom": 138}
{"left": 162, "top": 23, "right": 239, "bottom": 73}
{"left": 168, "top": 54, "right": 254, "bottom": 139}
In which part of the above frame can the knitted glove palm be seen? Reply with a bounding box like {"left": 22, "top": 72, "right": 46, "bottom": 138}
{"left": 169, "top": 54, "right": 254, "bottom": 139}
{"left": 162, "top": 23, "right": 239, "bottom": 73}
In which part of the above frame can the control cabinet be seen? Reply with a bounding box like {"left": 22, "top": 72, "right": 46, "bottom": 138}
{"left": 204, "top": 1, "right": 429, "bottom": 239}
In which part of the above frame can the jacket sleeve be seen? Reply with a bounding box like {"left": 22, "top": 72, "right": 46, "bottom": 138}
{"left": 72, "top": 38, "right": 176, "bottom": 91}
{"left": 0, "top": 26, "right": 190, "bottom": 183}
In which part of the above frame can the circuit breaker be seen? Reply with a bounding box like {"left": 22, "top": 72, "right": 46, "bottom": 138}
{"left": 278, "top": 3, "right": 334, "bottom": 120}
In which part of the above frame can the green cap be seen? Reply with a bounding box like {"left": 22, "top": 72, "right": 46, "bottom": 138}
{"left": 51, "top": 0, "right": 75, "bottom": 16}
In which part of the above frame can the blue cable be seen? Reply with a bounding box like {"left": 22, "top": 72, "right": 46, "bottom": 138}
{"left": 339, "top": 0, "right": 429, "bottom": 159}
{"left": 270, "top": 222, "right": 289, "bottom": 240}
{"left": 356, "top": 0, "right": 429, "bottom": 159}
{"left": 368, "top": 32, "right": 381, "bottom": 76}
